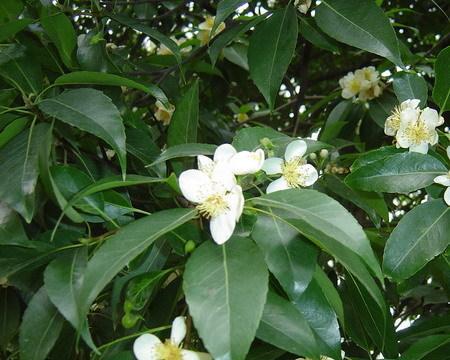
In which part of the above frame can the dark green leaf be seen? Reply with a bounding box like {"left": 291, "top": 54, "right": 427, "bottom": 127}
{"left": 383, "top": 200, "right": 450, "bottom": 281}
{"left": 0, "top": 287, "right": 21, "bottom": 350}
{"left": 0, "top": 19, "right": 32, "bottom": 42}
{"left": 350, "top": 146, "right": 403, "bottom": 171}
{"left": 400, "top": 335, "right": 450, "bottom": 360}
{"left": 248, "top": 6, "right": 298, "bottom": 108}
{"left": 0, "top": 116, "right": 29, "bottom": 149}
{"left": 298, "top": 17, "right": 340, "bottom": 53}
{"left": 369, "top": 92, "right": 398, "bottom": 128}
{"left": 213, "top": 1, "right": 249, "bottom": 34}
{"left": 393, "top": 72, "right": 428, "bottom": 107}
{"left": 150, "top": 143, "right": 217, "bottom": 166}
{"left": 0, "top": 57, "right": 43, "bottom": 95}
{"left": 184, "top": 237, "right": 268, "bottom": 360}
{"left": 0, "top": 0, "right": 23, "bottom": 23}
{"left": 0, "top": 44, "right": 26, "bottom": 66}
{"left": 315, "top": 0, "right": 403, "bottom": 66}
{"left": 76, "top": 30, "right": 114, "bottom": 72}
{"left": 432, "top": 46, "right": 450, "bottom": 113}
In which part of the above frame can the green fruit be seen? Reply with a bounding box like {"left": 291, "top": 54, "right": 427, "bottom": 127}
{"left": 121, "top": 313, "right": 139, "bottom": 328}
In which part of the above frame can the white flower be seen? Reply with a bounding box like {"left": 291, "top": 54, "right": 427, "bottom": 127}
{"left": 294, "top": 0, "right": 312, "bottom": 14}
{"left": 384, "top": 99, "right": 421, "bottom": 136}
{"left": 133, "top": 317, "right": 211, "bottom": 360}
{"left": 339, "top": 66, "right": 383, "bottom": 101}
{"left": 179, "top": 163, "right": 244, "bottom": 245}
{"left": 197, "top": 16, "right": 225, "bottom": 45}
{"left": 434, "top": 146, "right": 450, "bottom": 206}
{"left": 396, "top": 107, "right": 444, "bottom": 154}
{"left": 262, "top": 140, "right": 318, "bottom": 193}
{"left": 157, "top": 36, "right": 192, "bottom": 56}
{"left": 154, "top": 101, "right": 175, "bottom": 125}
{"left": 198, "top": 144, "right": 265, "bottom": 176}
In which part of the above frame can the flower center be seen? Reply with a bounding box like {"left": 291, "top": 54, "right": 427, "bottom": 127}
{"left": 155, "top": 340, "right": 182, "bottom": 360}
{"left": 281, "top": 158, "right": 305, "bottom": 188}
{"left": 349, "top": 79, "right": 360, "bottom": 93}
{"left": 196, "top": 193, "right": 229, "bottom": 218}
{"left": 404, "top": 119, "right": 431, "bottom": 144}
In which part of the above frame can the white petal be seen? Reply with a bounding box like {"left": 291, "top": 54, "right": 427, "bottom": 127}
{"left": 262, "top": 157, "right": 283, "bottom": 175}
{"left": 197, "top": 155, "right": 214, "bottom": 173}
{"left": 230, "top": 149, "right": 265, "bottom": 175}
{"left": 170, "top": 316, "right": 186, "bottom": 346}
{"left": 209, "top": 210, "right": 236, "bottom": 245}
{"left": 409, "top": 142, "right": 429, "bottom": 154}
{"left": 133, "top": 334, "right": 161, "bottom": 360}
{"left": 420, "top": 107, "right": 444, "bottom": 127}
{"left": 179, "top": 170, "right": 214, "bottom": 203}
{"left": 447, "top": 146, "right": 450, "bottom": 160}
{"left": 210, "top": 162, "right": 236, "bottom": 191}
{"left": 226, "top": 185, "right": 244, "bottom": 222}
{"left": 401, "top": 99, "right": 420, "bottom": 110}
{"left": 181, "top": 350, "right": 212, "bottom": 360}
{"left": 297, "top": 164, "right": 319, "bottom": 187}
{"left": 214, "top": 144, "right": 237, "bottom": 163}
{"left": 285, "top": 140, "right": 307, "bottom": 161}
{"left": 434, "top": 175, "right": 450, "bottom": 187}
{"left": 266, "top": 177, "right": 290, "bottom": 194}
{"left": 445, "top": 187, "right": 450, "bottom": 206}
{"left": 399, "top": 107, "right": 420, "bottom": 126}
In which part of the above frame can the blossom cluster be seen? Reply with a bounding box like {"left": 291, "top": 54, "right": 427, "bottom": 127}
{"left": 339, "top": 66, "right": 384, "bottom": 101}
{"left": 384, "top": 99, "right": 444, "bottom": 154}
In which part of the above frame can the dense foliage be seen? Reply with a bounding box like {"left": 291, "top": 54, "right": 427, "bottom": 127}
{"left": 0, "top": 0, "right": 449, "bottom": 359}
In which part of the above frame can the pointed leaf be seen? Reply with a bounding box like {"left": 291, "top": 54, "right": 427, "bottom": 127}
{"left": 393, "top": 72, "right": 428, "bottom": 108}
{"left": 432, "top": 46, "right": 450, "bottom": 113}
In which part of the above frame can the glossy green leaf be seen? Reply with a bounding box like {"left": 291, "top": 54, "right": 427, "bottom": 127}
{"left": 41, "top": 11, "right": 77, "bottom": 68}
{"left": 400, "top": 335, "right": 450, "bottom": 360}
{"left": 383, "top": 200, "right": 450, "bottom": 281}
{"left": 184, "top": 237, "right": 268, "bottom": 360}
{"left": 298, "top": 17, "right": 340, "bottom": 53}
{"left": 150, "top": 143, "right": 217, "bottom": 166}
{"left": 345, "top": 152, "right": 447, "bottom": 193}
{"left": 55, "top": 71, "right": 168, "bottom": 106}
{"left": 0, "top": 0, "right": 23, "bottom": 22}
{"left": 167, "top": 80, "right": 199, "bottom": 147}
{"left": 76, "top": 30, "right": 114, "bottom": 72}
{"left": 0, "top": 18, "right": 32, "bottom": 42}
{"left": 256, "top": 291, "right": 320, "bottom": 359}
{"left": 432, "top": 46, "right": 450, "bottom": 113}
{"left": 38, "top": 88, "right": 127, "bottom": 176}
{"left": 368, "top": 92, "right": 398, "bottom": 128}
{"left": 76, "top": 208, "right": 197, "bottom": 330}
{"left": 313, "top": 267, "right": 344, "bottom": 325}
{"left": 252, "top": 213, "right": 318, "bottom": 300}
{"left": 393, "top": 72, "right": 428, "bottom": 107}
{"left": 350, "top": 146, "right": 403, "bottom": 171}
{"left": 0, "top": 57, "right": 43, "bottom": 95}
{"left": 315, "top": 0, "right": 403, "bottom": 66}
{"left": 0, "top": 288, "right": 21, "bottom": 350}
{"left": 0, "top": 116, "right": 29, "bottom": 149}
{"left": 0, "top": 124, "right": 50, "bottom": 222}
{"left": 19, "top": 287, "right": 64, "bottom": 360}
{"left": 0, "top": 44, "right": 26, "bottom": 66}
{"left": 223, "top": 43, "right": 249, "bottom": 70}
{"left": 248, "top": 6, "right": 298, "bottom": 108}
{"left": 213, "top": 0, "right": 249, "bottom": 34}
{"left": 0, "top": 211, "right": 30, "bottom": 247}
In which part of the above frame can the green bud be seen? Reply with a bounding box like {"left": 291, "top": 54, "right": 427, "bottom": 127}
{"left": 124, "top": 299, "right": 135, "bottom": 313}
{"left": 320, "top": 149, "right": 329, "bottom": 159}
{"left": 309, "top": 153, "right": 317, "bottom": 160}
{"left": 185, "top": 240, "right": 196, "bottom": 254}
{"left": 121, "top": 312, "right": 139, "bottom": 329}
{"left": 260, "top": 137, "right": 274, "bottom": 149}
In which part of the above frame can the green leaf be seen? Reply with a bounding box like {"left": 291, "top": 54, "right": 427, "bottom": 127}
{"left": 320, "top": 100, "right": 352, "bottom": 142}
{"left": 393, "top": 72, "right": 428, "bottom": 108}
{"left": 0, "top": 0, "right": 23, "bottom": 23}
{"left": 313, "top": 267, "right": 344, "bottom": 325}
{"left": 213, "top": 1, "right": 249, "bottom": 34}
{"left": 383, "top": 200, "right": 450, "bottom": 281}
{"left": 38, "top": 88, "right": 127, "bottom": 177}
{"left": 432, "top": 46, "right": 450, "bottom": 113}
{"left": 0, "top": 211, "right": 30, "bottom": 247}
{"left": 0, "top": 18, "right": 32, "bottom": 42}
{"left": 19, "top": 287, "right": 64, "bottom": 360}
{"left": 0, "top": 57, "right": 43, "bottom": 95}
{"left": 248, "top": 6, "right": 298, "bottom": 108}
{"left": 345, "top": 152, "right": 447, "bottom": 193}
{"left": 256, "top": 291, "right": 320, "bottom": 359}
{"left": 0, "top": 44, "right": 26, "bottom": 66}
{"left": 223, "top": 43, "right": 249, "bottom": 70}
{"left": 252, "top": 213, "right": 318, "bottom": 300}
{"left": 54, "top": 71, "right": 168, "bottom": 106}
{"left": 150, "top": 143, "right": 217, "bottom": 166}
{"left": 183, "top": 237, "right": 269, "bottom": 360}
{"left": 315, "top": 0, "right": 403, "bottom": 66}
{"left": 110, "top": 14, "right": 182, "bottom": 65}
{"left": 76, "top": 208, "right": 197, "bottom": 330}
{"left": 0, "top": 116, "right": 29, "bottom": 149}
{"left": 41, "top": 11, "right": 77, "bottom": 68}
{"left": 76, "top": 30, "right": 114, "bottom": 72}
{"left": 167, "top": 80, "right": 199, "bottom": 147}
{"left": 0, "top": 288, "right": 21, "bottom": 350}
{"left": 400, "top": 335, "right": 450, "bottom": 360}
{"left": 368, "top": 92, "right": 398, "bottom": 128}
{"left": 298, "top": 17, "right": 340, "bottom": 53}
{"left": 0, "top": 123, "right": 50, "bottom": 222}
{"left": 350, "top": 146, "right": 402, "bottom": 171}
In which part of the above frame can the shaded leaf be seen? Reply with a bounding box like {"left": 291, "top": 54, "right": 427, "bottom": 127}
{"left": 393, "top": 72, "right": 428, "bottom": 108}
{"left": 432, "top": 46, "right": 450, "bottom": 113}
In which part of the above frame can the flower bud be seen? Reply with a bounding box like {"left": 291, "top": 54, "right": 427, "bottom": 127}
{"left": 185, "top": 240, "right": 196, "bottom": 254}
{"left": 320, "top": 149, "right": 329, "bottom": 159}
{"left": 309, "top": 153, "right": 317, "bottom": 160}
{"left": 260, "top": 137, "right": 274, "bottom": 149}
{"left": 121, "top": 312, "right": 140, "bottom": 329}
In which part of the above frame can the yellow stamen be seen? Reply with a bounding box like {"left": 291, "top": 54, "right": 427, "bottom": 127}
{"left": 404, "top": 119, "right": 432, "bottom": 144}
{"left": 196, "top": 194, "right": 228, "bottom": 219}
{"left": 281, "top": 158, "right": 306, "bottom": 188}
{"left": 155, "top": 340, "right": 182, "bottom": 360}
{"left": 386, "top": 106, "right": 402, "bottom": 131}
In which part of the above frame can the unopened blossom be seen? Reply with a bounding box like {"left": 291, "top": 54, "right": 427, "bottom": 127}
{"left": 133, "top": 317, "right": 211, "bottom": 360}
{"left": 157, "top": 36, "right": 192, "bottom": 55}
{"left": 262, "top": 140, "right": 318, "bottom": 193}
{"left": 197, "top": 16, "right": 225, "bottom": 45}
{"left": 154, "top": 101, "right": 175, "bottom": 125}
{"left": 384, "top": 99, "right": 421, "bottom": 136}
{"left": 339, "top": 66, "right": 384, "bottom": 101}
{"left": 396, "top": 107, "right": 444, "bottom": 154}
{"left": 434, "top": 146, "right": 450, "bottom": 206}
{"left": 294, "top": 0, "right": 312, "bottom": 14}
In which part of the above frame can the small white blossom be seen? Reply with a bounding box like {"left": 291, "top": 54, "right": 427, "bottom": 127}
{"left": 154, "top": 101, "right": 175, "bottom": 125}
{"left": 133, "top": 317, "right": 211, "bottom": 360}
{"left": 339, "top": 66, "right": 384, "bottom": 101}
{"left": 433, "top": 146, "right": 450, "bottom": 206}
{"left": 262, "top": 140, "right": 318, "bottom": 193}
{"left": 157, "top": 36, "right": 192, "bottom": 56}
{"left": 294, "top": 0, "right": 312, "bottom": 14}
{"left": 197, "top": 16, "right": 225, "bottom": 45}
{"left": 384, "top": 99, "right": 421, "bottom": 136}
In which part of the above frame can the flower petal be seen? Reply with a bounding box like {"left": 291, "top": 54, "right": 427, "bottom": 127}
{"left": 181, "top": 350, "right": 212, "bottom": 360}
{"left": 226, "top": 185, "right": 244, "bottom": 222}
{"left": 197, "top": 155, "right": 214, "bottom": 173}
{"left": 209, "top": 210, "right": 236, "bottom": 245}
{"left": 408, "top": 142, "right": 429, "bottom": 154}
{"left": 420, "top": 107, "right": 444, "bottom": 127}
{"left": 170, "top": 316, "right": 187, "bottom": 347}
{"left": 230, "top": 149, "right": 265, "bottom": 175}
{"left": 214, "top": 144, "right": 237, "bottom": 163}
{"left": 401, "top": 99, "right": 420, "bottom": 110}
{"left": 285, "top": 140, "right": 307, "bottom": 161}
{"left": 262, "top": 157, "right": 283, "bottom": 175}
{"left": 266, "top": 177, "right": 290, "bottom": 194}
{"left": 445, "top": 187, "right": 450, "bottom": 206}
{"left": 297, "top": 164, "right": 319, "bottom": 187}
{"left": 210, "top": 162, "right": 236, "bottom": 191}
{"left": 133, "top": 334, "right": 161, "bottom": 360}
{"left": 434, "top": 175, "right": 450, "bottom": 187}
{"left": 179, "top": 170, "right": 214, "bottom": 203}
{"left": 447, "top": 146, "right": 450, "bottom": 161}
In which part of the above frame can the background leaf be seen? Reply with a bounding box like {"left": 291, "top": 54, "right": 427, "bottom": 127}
{"left": 432, "top": 46, "right": 450, "bottom": 113}
{"left": 393, "top": 72, "right": 428, "bottom": 107}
